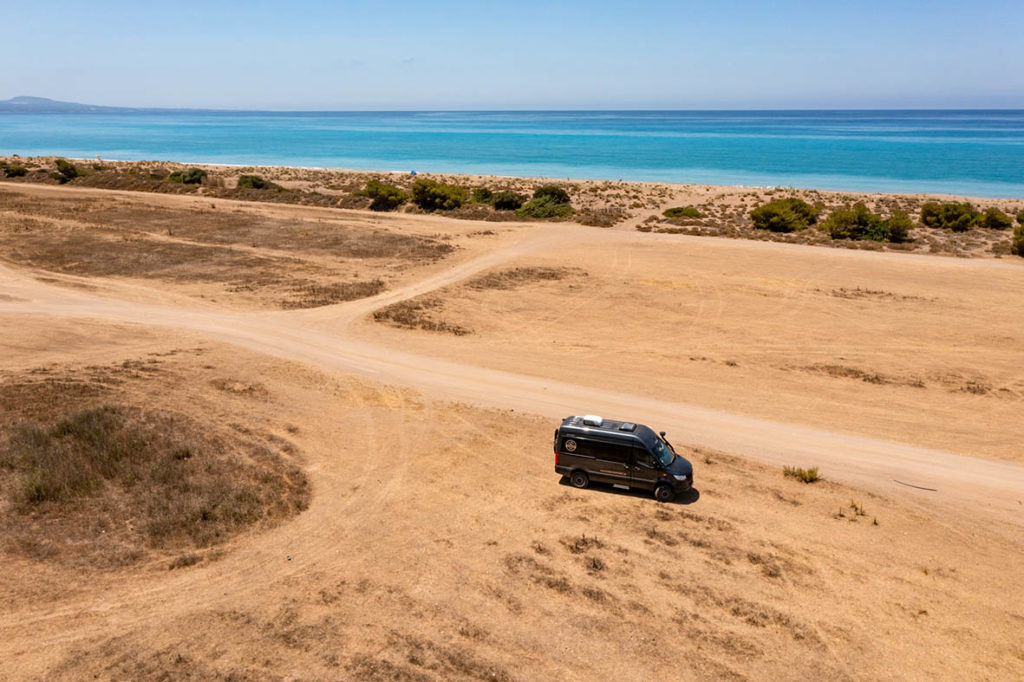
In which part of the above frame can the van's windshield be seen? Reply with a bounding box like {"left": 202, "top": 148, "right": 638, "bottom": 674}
{"left": 650, "top": 438, "right": 675, "bottom": 467}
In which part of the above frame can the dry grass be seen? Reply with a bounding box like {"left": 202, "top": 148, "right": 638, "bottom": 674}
{"left": 783, "top": 466, "right": 821, "bottom": 483}
{"left": 373, "top": 297, "right": 471, "bottom": 335}
{"left": 0, "top": 187, "right": 462, "bottom": 309}
{"left": 0, "top": 362, "right": 310, "bottom": 569}
{"left": 465, "top": 266, "right": 584, "bottom": 290}
{"left": 281, "top": 279, "right": 387, "bottom": 309}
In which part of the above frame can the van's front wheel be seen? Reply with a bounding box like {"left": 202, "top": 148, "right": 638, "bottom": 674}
{"left": 569, "top": 471, "right": 590, "bottom": 489}
{"left": 654, "top": 484, "right": 674, "bottom": 503}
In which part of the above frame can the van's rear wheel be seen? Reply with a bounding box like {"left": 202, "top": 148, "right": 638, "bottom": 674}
{"left": 654, "top": 484, "right": 674, "bottom": 503}
{"left": 570, "top": 471, "right": 590, "bottom": 489}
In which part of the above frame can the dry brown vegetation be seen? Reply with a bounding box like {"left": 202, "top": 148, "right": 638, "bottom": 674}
{"left": 0, "top": 353, "right": 308, "bottom": 570}
{"left": 0, "top": 185, "right": 456, "bottom": 309}
{"left": 5, "top": 156, "right": 1021, "bottom": 258}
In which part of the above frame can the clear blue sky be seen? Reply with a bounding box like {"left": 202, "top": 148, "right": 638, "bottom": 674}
{"left": 4, "top": 0, "right": 1022, "bottom": 110}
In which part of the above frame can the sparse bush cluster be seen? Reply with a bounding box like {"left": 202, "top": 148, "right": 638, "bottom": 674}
{"left": 663, "top": 206, "right": 702, "bottom": 219}
{"left": 783, "top": 465, "right": 820, "bottom": 483}
{"left": 362, "top": 179, "right": 407, "bottom": 211}
{"left": 372, "top": 296, "right": 470, "bottom": 335}
{"left": 492, "top": 190, "right": 526, "bottom": 211}
{"left": 168, "top": 167, "right": 207, "bottom": 185}
{"left": 822, "top": 203, "right": 911, "bottom": 243}
{"left": 749, "top": 198, "right": 820, "bottom": 232}
{"left": 517, "top": 185, "right": 574, "bottom": 219}
{"left": 54, "top": 158, "right": 80, "bottom": 183}
{"left": 236, "top": 174, "right": 281, "bottom": 191}
{"left": 920, "top": 201, "right": 1013, "bottom": 232}
{"left": 0, "top": 161, "right": 28, "bottom": 177}
{"left": 1013, "top": 221, "right": 1024, "bottom": 257}
{"left": 411, "top": 178, "right": 467, "bottom": 211}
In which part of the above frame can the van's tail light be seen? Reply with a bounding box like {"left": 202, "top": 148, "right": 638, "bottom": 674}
{"left": 555, "top": 451, "right": 560, "bottom": 466}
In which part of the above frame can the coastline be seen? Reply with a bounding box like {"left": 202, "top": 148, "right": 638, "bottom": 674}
{"left": 3, "top": 155, "right": 1023, "bottom": 259}
{"left": 3, "top": 109, "right": 1023, "bottom": 198}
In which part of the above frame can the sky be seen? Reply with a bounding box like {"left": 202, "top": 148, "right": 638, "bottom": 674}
{"left": 4, "top": 0, "right": 1023, "bottom": 110}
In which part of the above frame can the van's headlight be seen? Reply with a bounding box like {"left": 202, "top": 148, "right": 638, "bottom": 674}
{"left": 673, "top": 474, "right": 688, "bottom": 481}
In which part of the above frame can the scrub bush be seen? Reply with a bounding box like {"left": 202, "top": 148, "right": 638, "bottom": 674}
{"left": 362, "top": 179, "right": 407, "bottom": 211}
{"left": 886, "top": 211, "right": 913, "bottom": 243}
{"left": 822, "top": 203, "right": 910, "bottom": 243}
{"left": 979, "top": 207, "right": 1013, "bottom": 230}
{"left": 663, "top": 206, "right": 702, "bottom": 219}
{"left": 168, "top": 168, "right": 208, "bottom": 185}
{"left": 1012, "top": 223, "right": 1024, "bottom": 257}
{"left": 411, "top": 178, "right": 467, "bottom": 211}
{"left": 54, "top": 158, "right": 79, "bottom": 183}
{"left": 471, "top": 187, "right": 493, "bottom": 203}
{"left": 492, "top": 190, "right": 526, "bottom": 211}
{"left": 516, "top": 195, "right": 575, "bottom": 219}
{"left": 1, "top": 162, "right": 27, "bottom": 178}
{"left": 919, "top": 201, "right": 979, "bottom": 231}
{"left": 783, "top": 466, "right": 820, "bottom": 483}
{"left": 531, "top": 185, "right": 571, "bottom": 205}
{"left": 236, "top": 174, "right": 281, "bottom": 190}
{"left": 749, "top": 197, "right": 819, "bottom": 232}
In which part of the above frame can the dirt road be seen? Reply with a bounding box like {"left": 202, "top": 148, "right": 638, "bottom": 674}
{"left": 2, "top": 229, "right": 1022, "bottom": 526}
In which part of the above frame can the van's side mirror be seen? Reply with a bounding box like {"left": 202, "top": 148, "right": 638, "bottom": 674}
{"left": 659, "top": 431, "right": 666, "bottom": 437}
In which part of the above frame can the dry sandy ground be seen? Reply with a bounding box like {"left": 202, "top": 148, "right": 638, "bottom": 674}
{"left": 1, "top": 183, "right": 1023, "bottom": 680}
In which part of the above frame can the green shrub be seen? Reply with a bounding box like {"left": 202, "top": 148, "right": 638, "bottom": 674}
{"left": 1012, "top": 223, "right": 1024, "bottom": 257}
{"left": 236, "top": 174, "right": 281, "bottom": 191}
{"left": 1018, "top": 209, "right": 1024, "bottom": 226}
{"left": 1, "top": 162, "right": 27, "bottom": 178}
{"left": 54, "top": 158, "right": 79, "bottom": 183}
{"left": 663, "top": 206, "right": 702, "bottom": 219}
{"left": 168, "top": 168, "right": 208, "bottom": 185}
{"left": 362, "top": 179, "right": 407, "bottom": 211}
{"left": 492, "top": 190, "right": 526, "bottom": 211}
{"left": 823, "top": 204, "right": 884, "bottom": 241}
{"left": 471, "top": 187, "right": 493, "bottom": 204}
{"left": 749, "top": 197, "right": 819, "bottom": 232}
{"left": 919, "top": 201, "right": 979, "bottom": 232}
{"left": 783, "top": 465, "right": 820, "bottom": 483}
{"left": 886, "top": 211, "right": 913, "bottom": 243}
{"left": 517, "top": 195, "right": 575, "bottom": 219}
{"left": 532, "top": 185, "right": 571, "bottom": 204}
{"left": 980, "top": 207, "right": 1013, "bottom": 230}
{"left": 411, "top": 178, "right": 466, "bottom": 211}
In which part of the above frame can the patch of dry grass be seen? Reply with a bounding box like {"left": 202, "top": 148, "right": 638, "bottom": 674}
{"left": 372, "top": 297, "right": 471, "bottom": 335}
{"left": 0, "top": 365, "right": 310, "bottom": 569}
{"left": 465, "top": 266, "right": 584, "bottom": 290}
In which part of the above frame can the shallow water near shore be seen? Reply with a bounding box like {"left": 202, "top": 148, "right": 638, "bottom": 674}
{"left": 2, "top": 109, "right": 1023, "bottom": 197}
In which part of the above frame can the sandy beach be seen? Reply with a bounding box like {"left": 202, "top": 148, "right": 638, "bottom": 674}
{"left": 1, "top": 168, "right": 1023, "bottom": 679}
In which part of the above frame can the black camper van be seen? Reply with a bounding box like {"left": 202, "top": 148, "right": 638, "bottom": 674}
{"left": 554, "top": 415, "right": 693, "bottom": 502}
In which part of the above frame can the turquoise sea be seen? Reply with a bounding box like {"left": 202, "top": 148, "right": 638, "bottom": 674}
{"left": 1, "top": 110, "right": 1022, "bottom": 198}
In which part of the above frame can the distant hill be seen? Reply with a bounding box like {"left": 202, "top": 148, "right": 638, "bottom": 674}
{"left": 0, "top": 96, "right": 204, "bottom": 113}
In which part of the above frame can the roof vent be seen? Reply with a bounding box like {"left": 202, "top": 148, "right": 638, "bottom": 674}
{"left": 618, "top": 422, "right": 637, "bottom": 432}
{"left": 582, "top": 414, "right": 604, "bottom": 426}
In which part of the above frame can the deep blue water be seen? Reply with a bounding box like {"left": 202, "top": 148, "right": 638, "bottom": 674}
{"left": 1, "top": 110, "right": 1022, "bottom": 198}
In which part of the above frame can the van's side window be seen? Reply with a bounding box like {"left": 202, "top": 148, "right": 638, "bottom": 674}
{"left": 562, "top": 437, "right": 595, "bottom": 458}
{"left": 589, "top": 440, "right": 631, "bottom": 464}
{"left": 635, "top": 449, "right": 656, "bottom": 468}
